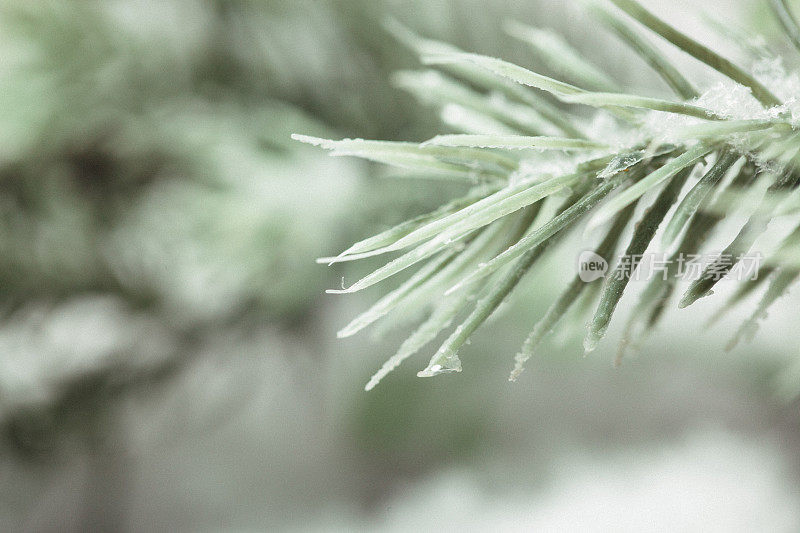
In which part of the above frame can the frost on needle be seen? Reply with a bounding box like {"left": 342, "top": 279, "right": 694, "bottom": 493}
{"left": 295, "top": 1, "right": 800, "bottom": 390}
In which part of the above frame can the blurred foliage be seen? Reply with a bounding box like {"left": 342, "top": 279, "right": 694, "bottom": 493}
{"left": 0, "top": 0, "right": 584, "bottom": 461}
{"left": 0, "top": 0, "right": 376, "bottom": 458}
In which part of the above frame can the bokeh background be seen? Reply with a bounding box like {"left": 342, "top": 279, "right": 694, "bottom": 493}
{"left": 1, "top": 0, "right": 799, "bottom": 531}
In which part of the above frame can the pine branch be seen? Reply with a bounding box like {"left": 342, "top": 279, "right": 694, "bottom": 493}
{"left": 299, "top": 2, "right": 800, "bottom": 389}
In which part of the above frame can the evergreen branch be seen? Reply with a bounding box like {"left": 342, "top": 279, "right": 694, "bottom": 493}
{"left": 609, "top": 0, "right": 782, "bottom": 107}
{"left": 300, "top": 3, "right": 800, "bottom": 387}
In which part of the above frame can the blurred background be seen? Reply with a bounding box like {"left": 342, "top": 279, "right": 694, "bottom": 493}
{"left": 1, "top": 0, "right": 799, "bottom": 531}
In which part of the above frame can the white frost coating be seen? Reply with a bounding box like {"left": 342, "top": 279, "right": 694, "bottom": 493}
{"left": 637, "top": 70, "right": 795, "bottom": 147}
{"left": 685, "top": 56, "right": 800, "bottom": 123}
{"left": 693, "top": 82, "right": 764, "bottom": 120}
{"left": 639, "top": 106, "right": 703, "bottom": 146}
{"left": 751, "top": 56, "right": 800, "bottom": 118}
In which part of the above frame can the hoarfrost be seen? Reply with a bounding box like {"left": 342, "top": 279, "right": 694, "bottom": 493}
{"left": 751, "top": 56, "right": 800, "bottom": 118}
{"left": 693, "top": 82, "right": 763, "bottom": 120}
